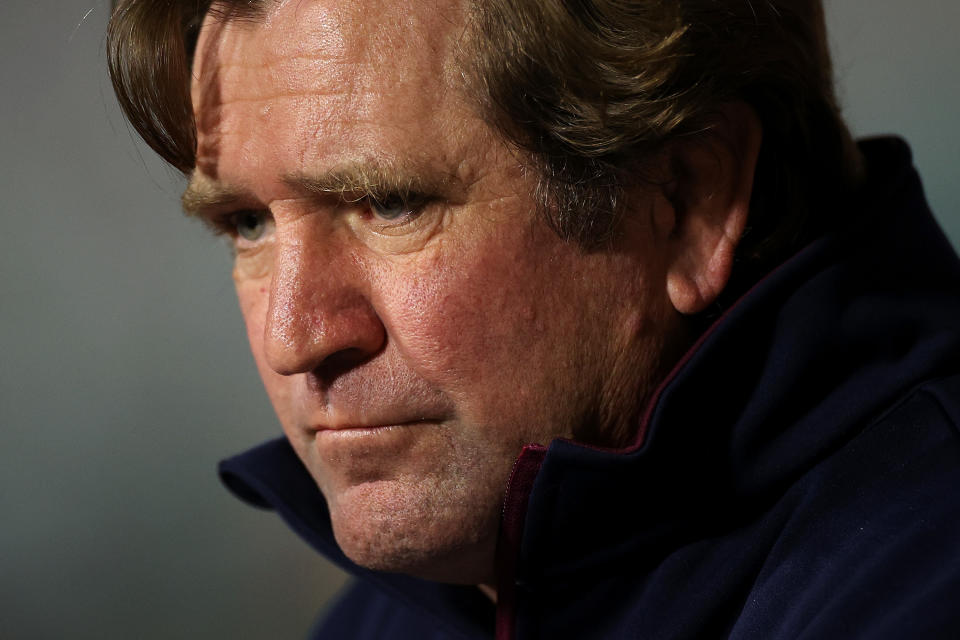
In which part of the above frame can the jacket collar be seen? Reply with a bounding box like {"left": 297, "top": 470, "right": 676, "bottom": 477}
{"left": 502, "top": 137, "right": 960, "bottom": 592}
{"left": 220, "top": 439, "right": 495, "bottom": 638}
{"left": 219, "top": 137, "right": 960, "bottom": 634}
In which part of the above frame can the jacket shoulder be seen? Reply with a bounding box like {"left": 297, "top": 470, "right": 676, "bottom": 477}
{"left": 310, "top": 579, "right": 493, "bottom": 640}
{"left": 735, "top": 374, "right": 960, "bottom": 639}
{"left": 309, "top": 581, "right": 441, "bottom": 640}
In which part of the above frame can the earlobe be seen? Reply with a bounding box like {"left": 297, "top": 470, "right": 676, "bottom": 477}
{"left": 664, "top": 102, "right": 762, "bottom": 315}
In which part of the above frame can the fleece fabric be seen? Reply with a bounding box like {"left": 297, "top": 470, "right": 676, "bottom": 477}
{"left": 220, "top": 138, "right": 960, "bottom": 639}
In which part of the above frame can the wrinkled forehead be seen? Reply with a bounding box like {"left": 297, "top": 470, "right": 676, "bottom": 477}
{"left": 190, "top": 0, "right": 469, "bottom": 123}
{"left": 193, "top": 0, "right": 468, "bottom": 77}
{"left": 201, "top": 0, "right": 464, "bottom": 62}
{"left": 190, "top": 0, "right": 472, "bottom": 176}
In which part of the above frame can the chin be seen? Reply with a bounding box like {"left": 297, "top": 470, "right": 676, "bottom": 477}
{"left": 326, "top": 478, "right": 499, "bottom": 585}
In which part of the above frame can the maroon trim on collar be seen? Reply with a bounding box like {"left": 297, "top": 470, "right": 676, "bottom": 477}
{"left": 495, "top": 444, "right": 547, "bottom": 640}
{"left": 546, "top": 238, "right": 830, "bottom": 457}
{"left": 488, "top": 238, "right": 830, "bottom": 636}
{"left": 625, "top": 239, "right": 829, "bottom": 452}
{"left": 547, "top": 291, "right": 751, "bottom": 457}
{"left": 628, "top": 305, "right": 733, "bottom": 450}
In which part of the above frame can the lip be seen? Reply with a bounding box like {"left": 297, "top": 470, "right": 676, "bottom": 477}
{"left": 308, "top": 419, "right": 437, "bottom": 434}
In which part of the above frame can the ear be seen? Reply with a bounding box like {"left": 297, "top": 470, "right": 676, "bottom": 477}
{"left": 662, "top": 102, "right": 762, "bottom": 315}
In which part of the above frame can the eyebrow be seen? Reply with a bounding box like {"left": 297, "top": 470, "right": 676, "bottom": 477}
{"left": 182, "top": 162, "right": 460, "bottom": 215}
{"left": 181, "top": 175, "right": 247, "bottom": 216}
{"left": 287, "top": 163, "right": 451, "bottom": 202}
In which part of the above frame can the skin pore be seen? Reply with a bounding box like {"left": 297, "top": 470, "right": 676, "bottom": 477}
{"left": 186, "top": 0, "right": 758, "bottom": 589}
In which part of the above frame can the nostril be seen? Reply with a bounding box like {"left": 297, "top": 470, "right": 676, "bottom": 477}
{"left": 306, "top": 347, "right": 381, "bottom": 391}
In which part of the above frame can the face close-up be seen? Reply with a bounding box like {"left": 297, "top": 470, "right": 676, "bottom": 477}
{"left": 187, "top": 0, "right": 679, "bottom": 586}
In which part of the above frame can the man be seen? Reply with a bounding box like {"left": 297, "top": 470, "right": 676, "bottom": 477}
{"left": 107, "top": 0, "right": 960, "bottom": 637}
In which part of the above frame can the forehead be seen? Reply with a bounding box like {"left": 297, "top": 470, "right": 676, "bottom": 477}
{"left": 191, "top": 0, "right": 472, "bottom": 185}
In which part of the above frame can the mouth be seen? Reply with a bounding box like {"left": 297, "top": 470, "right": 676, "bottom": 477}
{"left": 305, "top": 419, "right": 443, "bottom": 465}
{"left": 300, "top": 419, "right": 445, "bottom": 486}
{"left": 308, "top": 419, "right": 438, "bottom": 436}
{"left": 314, "top": 424, "right": 405, "bottom": 437}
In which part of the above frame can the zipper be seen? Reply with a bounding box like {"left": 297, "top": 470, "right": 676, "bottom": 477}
{"left": 495, "top": 443, "right": 548, "bottom": 640}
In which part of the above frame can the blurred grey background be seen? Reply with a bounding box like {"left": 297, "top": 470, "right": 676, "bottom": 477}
{"left": 1, "top": 1, "right": 957, "bottom": 638}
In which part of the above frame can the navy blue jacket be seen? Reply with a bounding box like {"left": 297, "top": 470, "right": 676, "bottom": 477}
{"left": 220, "top": 139, "right": 960, "bottom": 639}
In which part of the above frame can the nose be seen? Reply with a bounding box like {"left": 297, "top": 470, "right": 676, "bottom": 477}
{"left": 263, "top": 231, "right": 386, "bottom": 379}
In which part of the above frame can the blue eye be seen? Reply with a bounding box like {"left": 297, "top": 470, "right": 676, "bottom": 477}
{"left": 369, "top": 196, "right": 412, "bottom": 221}
{"left": 235, "top": 210, "right": 269, "bottom": 241}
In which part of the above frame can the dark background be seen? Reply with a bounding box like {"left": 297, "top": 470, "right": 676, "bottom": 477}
{"left": 1, "top": 1, "right": 957, "bottom": 638}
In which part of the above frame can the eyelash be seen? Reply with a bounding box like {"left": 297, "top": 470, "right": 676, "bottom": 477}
{"left": 201, "top": 191, "right": 431, "bottom": 239}
{"left": 203, "top": 209, "right": 269, "bottom": 238}
{"left": 364, "top": 192, "right": 429, "bottom": 224}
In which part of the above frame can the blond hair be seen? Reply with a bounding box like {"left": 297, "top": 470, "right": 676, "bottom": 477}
{"left": 108, "top": 0, "right": 862, "bottom": 273}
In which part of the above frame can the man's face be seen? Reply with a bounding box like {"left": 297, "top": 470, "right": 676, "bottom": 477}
{"left": 189, "top": 0, "right": 676, "bottom": 584}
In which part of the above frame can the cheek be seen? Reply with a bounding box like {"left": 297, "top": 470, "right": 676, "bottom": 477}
{"left": 235, "top": 268, "right": 267, "bottom": 349}
{"left": 235, "top": 277, "right": 297, "bottom": 428}
{"left": 380, "top": 228, "right": 573, "bottom": 418}
{"left": 235, "top": 279, "right": 265, "bottom": 355}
